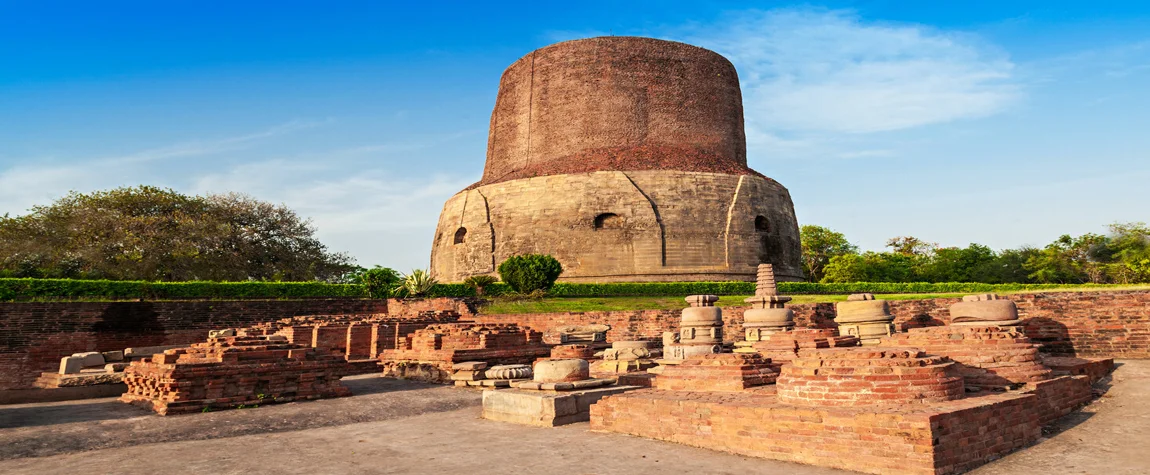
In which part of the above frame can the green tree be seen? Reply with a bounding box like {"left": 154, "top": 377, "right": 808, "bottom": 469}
{"left": 886, "top": 236, "right": 936, "bottom": 257}
{"left": 359, "top": 266, "right": 403, "bottom": 298}
{"left": 821, "top": 252, "right": 915, "bottom": 283}
{"left": 0, "top": 186, "right": 355, "bottom": 281}
{"left": 799, "top": 225, "right": 858, "bottom": 282}
{"left": 916, "top": 244, "right": 999, "bottom": 283}
{"left": 1024, "top": 233, "right": 1110, "bottom": 283}
{"left": 497, "top": 254, "right": 563, "bottom": 293}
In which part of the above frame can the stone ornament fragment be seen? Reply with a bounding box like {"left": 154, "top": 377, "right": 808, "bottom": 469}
{"left": 552, "top": 324, "right": 611, "bottom": 344}
{"left": 949, "top": 293, "right": 1022, "bottom": 327}
{"left": 485, "top": 364, "right": 533, "bottom": 380}
{"left": 833, "top": 293, "right": 897, "bottom": 345}
{"left": 533, "top": 359, "right": 590, "bottom": 383}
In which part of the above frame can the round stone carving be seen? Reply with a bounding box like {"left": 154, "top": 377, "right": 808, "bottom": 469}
{"left": 533, "top": 359, "right": 590, "bottom": 383}
{"left": 950, "top": 294, "right": 1020, "bottom": 326}
{"left": 611, "top": 340, "right": 657, "bottom": 350}
{"left": 485, "top": 364, "right": 533, "bottom": 380}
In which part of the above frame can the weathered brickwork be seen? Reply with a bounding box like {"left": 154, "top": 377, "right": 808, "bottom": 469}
{"left": 880, "top": 326, "right": 1053, "bottom": 389}
{"left": 776, "top": 347, "right": 965, "bottom": 407}
{"left": 0, "top": 298, "right": 387, "bottom": 390}
{"left": 654, "top": 353, "right": 778, "bottom": 392}
{"left": 591, "top": 388, "right": 1044, "bottom": 475}
{"left": 431, "top": 37, "right": 803, "bottom": 284}
{"left": 378, "top": 323, "right": 551, "bottom": 382}
{"left": 120, "top": 336, "right": 351, "bottom": 415}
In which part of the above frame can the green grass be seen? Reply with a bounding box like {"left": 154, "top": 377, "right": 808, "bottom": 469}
{"left": 476, "top": 285, "right": 1150, "bottom": 315}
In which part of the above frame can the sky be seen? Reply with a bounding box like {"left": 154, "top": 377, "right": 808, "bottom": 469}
{"left": 2, "top": 1, "right": 1149, "bottom": 271}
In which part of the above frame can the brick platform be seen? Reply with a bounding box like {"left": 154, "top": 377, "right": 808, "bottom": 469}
{"left": 776, "top": 347, "right": 965, "bottom": 406}
{"left": 881, "top": 326, "right": 1053, "bottom": 389}
{"left": 592, "top": 373, "right": 1095, "bottom": 475}
{"left": 751, "top": 328, "right": 859, "bottom": 370}
{"left": 378, "top": 323, "right": 551, "bottom": 383}
{"left": 120, "top": 336, "right": 351, "bottom": 415}
{"left": 655, "top": 353, "right": 778, "bottom": 392}
{"left": 1042, "top": 356, "right": 1116, "bottom": 384}
{"left": 550, "top": 344, "right": 596, "bottom": 360}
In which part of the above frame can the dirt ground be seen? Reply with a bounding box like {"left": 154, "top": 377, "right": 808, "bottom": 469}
{"left": 0, "top": 362, "right": 1147, "bottom": 475}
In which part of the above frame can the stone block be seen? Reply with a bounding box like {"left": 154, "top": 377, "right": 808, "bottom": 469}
{"left": 481, "top": 385, "right": 640, "bottom": 427}
{"left": 101, "top": 350, "right": 125, "bottom": 362}
{"left": 71, "top": 352, "right": 105, "bottom": 368}
{"left": 59, "top": 356, "right": 83, "bottom": 375}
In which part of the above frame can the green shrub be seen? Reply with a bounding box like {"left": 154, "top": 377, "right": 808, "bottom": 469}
{"left": 497, "top": 255, "right": 563, "bottom": 293}
{"left": 359, "top": 267, "right": 402, "bottom": 298}
{"left": 463, "top": 275, "right": 498, "bottom": 296}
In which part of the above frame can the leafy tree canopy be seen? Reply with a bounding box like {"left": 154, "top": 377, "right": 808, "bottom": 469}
{"left": 0, "top": 186, "right": 356, "bottom": 282}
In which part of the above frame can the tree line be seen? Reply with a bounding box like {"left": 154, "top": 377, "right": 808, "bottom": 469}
{"left": 800, "top": 223, "right": 1150, "bottom": 284}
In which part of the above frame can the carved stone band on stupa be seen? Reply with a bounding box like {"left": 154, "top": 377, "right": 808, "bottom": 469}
{"left": 949, "top": 294, "right": 1022, "bottom": 327}
{"left": 739, "top": 265, "right": 795, "bottom": 350}
{"left": 833, "top": 293, "right": 897, "bottom": 345}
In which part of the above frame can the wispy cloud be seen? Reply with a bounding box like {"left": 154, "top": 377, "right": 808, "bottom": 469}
{"left": 0, "top": 120, "right": 330, "bottom": 216}
{"left": 683, "top": 9, "right": 1019, "bottom": 136}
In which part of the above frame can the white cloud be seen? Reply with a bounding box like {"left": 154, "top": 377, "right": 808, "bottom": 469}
{"left": 0, "top": 120, "right": 329, "bottom": 216}
{"left": 190, "top": 160, "right": 472, "bottom": 269}
{"left": 682, "top": 9, "right": 1019, "bottom": 135}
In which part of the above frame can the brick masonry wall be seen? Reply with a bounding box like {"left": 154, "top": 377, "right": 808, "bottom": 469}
{"left": 0, "top": 298, "right": 388, "bottom": 391}
{"left": 477, "top": 290, "right": 1150, "bottom": 358}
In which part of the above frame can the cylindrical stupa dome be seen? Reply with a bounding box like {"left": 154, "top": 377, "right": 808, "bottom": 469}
{"left": 430, "top": 36, "right": 803, "bottom": 284}
{"left": 481, "top": 36, "right": 756, "bottom": 185}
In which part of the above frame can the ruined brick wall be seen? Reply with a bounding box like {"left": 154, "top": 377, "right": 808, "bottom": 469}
{"left": 476, "top": 290, "right": 1150, "bottom": 358}
{"left": 431, "top": 37, "right": 803, "bottom": 284}
{"left": 0, "top": 298, "right": 387, "bottom": 390}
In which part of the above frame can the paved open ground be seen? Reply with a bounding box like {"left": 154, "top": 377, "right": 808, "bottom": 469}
{"left": 0, "top": 362, "right": 1147, "bottom": 475}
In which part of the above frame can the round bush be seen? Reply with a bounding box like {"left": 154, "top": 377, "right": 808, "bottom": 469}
{"left": 497, "top": 254, "right": 563, "bottom": 293}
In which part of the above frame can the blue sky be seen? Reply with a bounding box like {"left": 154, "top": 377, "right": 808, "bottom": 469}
{"left": 2, "top": 1, "right": 1148, "bottom": 271}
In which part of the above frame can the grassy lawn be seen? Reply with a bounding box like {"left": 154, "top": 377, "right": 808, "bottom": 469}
{"left": 478, "top": 293, "right": 969, "bottom": 314}
{"left": 476, "top": 284, "right": 1150, "bottom": 315}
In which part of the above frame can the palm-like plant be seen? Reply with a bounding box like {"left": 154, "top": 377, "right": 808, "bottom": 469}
{"left": 401, "top": 268, "right": 438, "bottom": 297}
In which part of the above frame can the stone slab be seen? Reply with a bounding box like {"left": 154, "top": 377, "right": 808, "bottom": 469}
{"left": 124, "top": 345, "right": 190, "bottom": 359}
{"left": 482, "top": 385, "right": 640, "bottom": 427}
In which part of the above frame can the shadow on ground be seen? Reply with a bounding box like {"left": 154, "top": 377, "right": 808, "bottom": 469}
{"left": 0, "top": 375, "right": 480, "bottom": 460}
